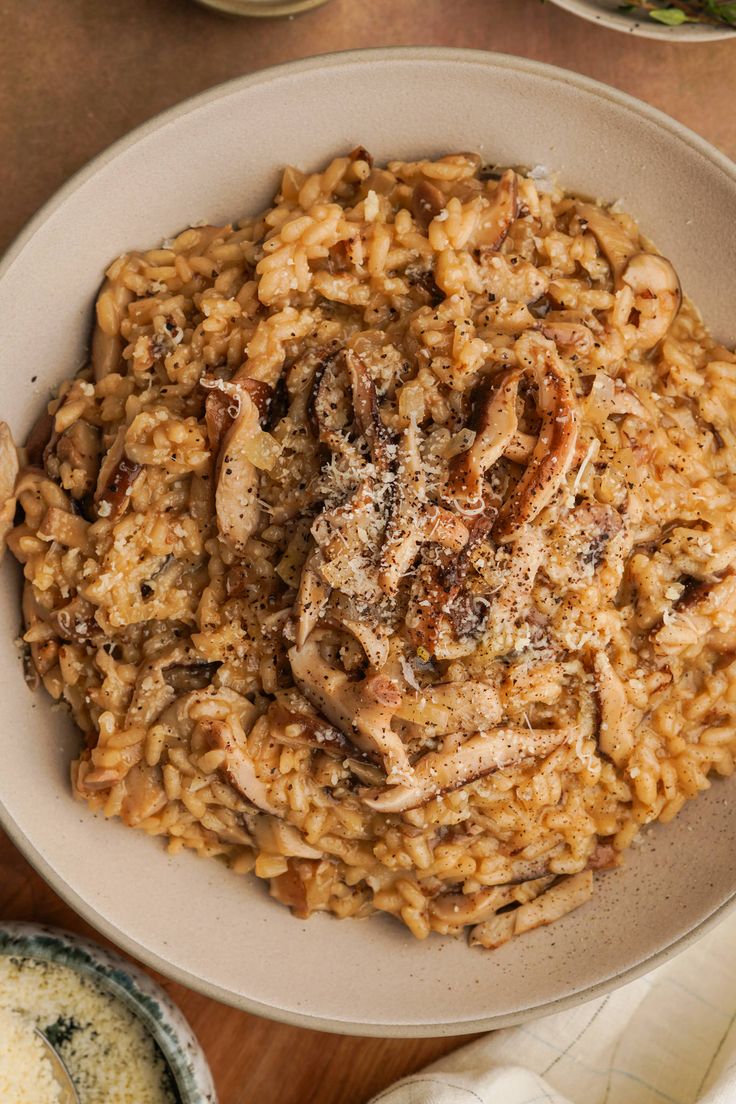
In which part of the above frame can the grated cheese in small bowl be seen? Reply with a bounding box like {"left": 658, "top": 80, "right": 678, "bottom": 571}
{"left": 0, "top": 1006, "right": 64, "bottom": 1103}
{"left": 0, "top": 923, "right": 217, "bottom": 1104}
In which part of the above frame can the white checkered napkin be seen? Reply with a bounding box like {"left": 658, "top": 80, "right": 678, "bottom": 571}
{"left": 371, "top": 911, "right": 736, "bottom": 1104}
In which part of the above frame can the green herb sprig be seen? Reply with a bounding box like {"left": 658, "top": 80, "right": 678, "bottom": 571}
{"left": 620, "top": 0, "right": 736, "bottom": 26}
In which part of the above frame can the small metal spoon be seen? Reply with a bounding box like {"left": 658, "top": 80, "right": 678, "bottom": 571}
{"left": 34, "top": 1029, "right": 80, "bottom": 1104}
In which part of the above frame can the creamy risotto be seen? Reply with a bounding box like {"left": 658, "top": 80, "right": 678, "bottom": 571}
{"left": 4, "top": 150, "right": 736, "bottom": 949}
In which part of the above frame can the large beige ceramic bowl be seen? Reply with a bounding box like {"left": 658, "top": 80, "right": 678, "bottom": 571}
{"left": 549, "top": 0, "right": 736, "bottom": 40}
{"left": 1, "top": 48, "right": 736, "bottom": 1036}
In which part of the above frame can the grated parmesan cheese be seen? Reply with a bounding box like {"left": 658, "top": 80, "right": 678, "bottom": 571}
{"left": 0, "top": 956, "right": 177, "bottom": 1104}
{"left": 0, "top": 1006, "right": 61, "bottom": 1104}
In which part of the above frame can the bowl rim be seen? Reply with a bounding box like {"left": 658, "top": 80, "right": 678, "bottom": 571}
{"left": 546, "top": 0, "right": 736, "bottom": 41}
{"left": 0, "top": 920, "right": 217, "bottom": 1102}
{"left": 2, "top": 45, "right": 736, "bottom": 1037}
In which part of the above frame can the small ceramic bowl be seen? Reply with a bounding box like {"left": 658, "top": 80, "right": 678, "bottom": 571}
{"left": 1, "top": 48, "right": 736, "bottom": 1037}
{"left": 548, "top": 0, "right": 736, "bottom": 40}
{"left": 0, "top": 923, "right": 216, "bottom": 1103}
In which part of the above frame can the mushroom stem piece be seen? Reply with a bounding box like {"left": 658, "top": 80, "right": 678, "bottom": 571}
{"left": 448, "top": 369, "right": 521, "bottom": 506}
{"left": 288, "top": 634, "right": 413, "bottom": 783}
{"left": 494, "top": 333, "right": 578, "bottom": 542}
{"left": 361, "top": 724, "right": 571, "bottom": 813}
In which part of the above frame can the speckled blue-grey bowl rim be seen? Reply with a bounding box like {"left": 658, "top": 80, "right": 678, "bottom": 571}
{"left": 0, "top": 922, "right": 217, "bottom": 1104}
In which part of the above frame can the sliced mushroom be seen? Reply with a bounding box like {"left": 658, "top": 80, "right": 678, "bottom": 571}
{"left": 431, "top": 874, "right": 556, "bottom": 933}
{"left": 125, "top": 644, "right": 201, "bottom": 728}
{"left": 470, "top": 870, "right": 593, "bottom": 949}
{"left": 200, "top": 713, "right": 281, "bottom": 815}
{"left": 24, "top": 408, "right": 55, "bottom": 469}
{"left": 593, "top": 651, "right": 640, "bottom": 766}
{"left": 447, "top": 369, "right": 521, "bottom": 506}
{"left": 576, "top": 202, "right": 636, "bottom": 279}
{"left": 215, "top": 393, "right": 262, "bottom": 555}
{"left": 395, "top": 679, "right": 503, "bottom": 734}
{"left": 163, "top": 660, "right": 221, "bottom": 693}
{"left": 494, "top": 334, "right": 578, "bottom": 541}
{"left": 576, "top": 205, "right": 681, "bottom": 350}
{"left": 56, "top": 420, "right": 100, "bottom": 498}
{"left": 540, "top": 321, "right": 595, "bottom": 358}
{"left": 37, "top": 506, "right": 90, "bottom": 551}
{"left": 312, "top": 480, "right": 384, "bottom": 602}
{"left": 620, "top": 253, "right": 681, "bottom": 350}
{"left": 94, "top": 428, "right": 142, "bottom": 520}
{"left": 504, "top": 431, "right": 536, "bottom": 464}
{"left": 0, "top": 422, "right": 19, "bottom": 555}
{"left": 345, "top": 349, "right": 392, "bottom": 469}
{"left": 48, "top": 595, "right": 102, "bottom": 644}
{"left": 479, "top": 169, "right": 519, "bottom": 250}
{"left": 412, "top": 180, "right": 445, "bottom": 229}
{"left": 251, "top": 815, "right": 322, "bottom": 860}
{"left": 362, "top": 724, "right": 571, "bottom": 813}
{"left": 268, "top": 699, "right": 355, "bottom": 757}
{"left": 288, "top": 633, "right": 412, "bottom": 782}
{"left": 204, "top": 389, "right": 237, "bottom": 453}
{"left": 295, "top": 546, "right": 331, "bottom": 649}
{"left": 333, "top": 615, "right": 390, "bottom": 670}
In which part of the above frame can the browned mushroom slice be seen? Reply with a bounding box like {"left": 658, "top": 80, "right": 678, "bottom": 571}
{"left": 48, "top": 595, "right": 102, "bottom": 644}
{"left": 312, "top": 480, "right": 384, "bottom": 602}
{"left": 37, "top": 506, "right": 90, "bottom": 551}
{"left": 411, "top": 180, "right": 445, "bottom": 229}
{"left": 200, "top": 714, "right": 281, "bottom": 815}
{"left": 620, "top": 253, "right": 681, "bottom": 350}
{"left": 0, "top": 422, "right": 19, "bottom": 555}
{"left": 215, "top": 394, "right": 264, "bottom": 555}
{"left": 125, "top": 645, "right": 203, "bottom": 728}
{"left": 345, "top": 349, "right": 392, "bottom": 469}
{"left": 494, "top": 334, "right": 578, "bottom": 542}
{"left": 362, "top": 724, "right": 571, "bottom": 813}
{"left": 431, "top": 874, "right": 557, "bottom": 933}
{"left": 163, "top": 660, "right": 221, "bottom": 693}
{"left": 480, "top": 169, "right": 519, "bottom": 250}
{"left": 268, "top": 700, "right": 355, "bottom": 757}
{"left": 395, "top": 679, "right": 503, "bottom": 734}
{"left": 24, "top": 408, "right": 55, "bottom": 469}
{"left": 311, "top": 351, "right": 367, "bottom": 473}
{"left": 94, "top": 428, "right": 142, "bottom": 520}
{"left": 447, "top": 369, "right": 521, "bottom": 506}
{"left": 93, "top": 277, "right": 134, "bottom": 381}
{"left": 470, "top": 870, "right": 593, "bottom": 949}
{"left": 332, "top": 614, "right": 391, "bottom": 670}
{"left": 349, "top": 145, "right": 374, "bottom": 168}
{"left": 294, "top": 546, "right": 331, "bottom": 648}
{"left": 430, "top": 884, "right": 519, "bottom": 929}
{"left": 577, "top": 202, "right": 636, "bottom": 279}
{"left": 540, "top": 321, "right": 595, "bottom": 358}
{"left": 288, "top": 634, "right": 412, "bottom": 782}
{"left": 55, "top": 419, "right": 100, "bottom": 498}
{"left": 251, "top": 815, "right": 323, "bottom": 860}
{"left": 204, "top": 389, "right": 236, "bottom": 453}
{"left": 504, "top": 431, "right": 536, "bottom": 464}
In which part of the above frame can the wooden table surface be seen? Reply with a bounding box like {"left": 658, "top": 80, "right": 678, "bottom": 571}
{"left": 0, "top": 2, "right": 733, "bottom": 1101}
